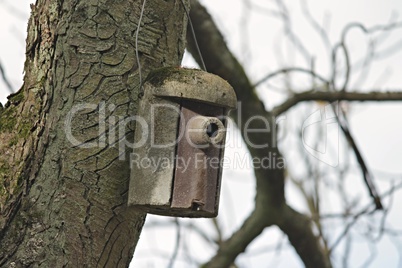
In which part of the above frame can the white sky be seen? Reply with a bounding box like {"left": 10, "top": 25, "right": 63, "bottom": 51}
{"left": 1, "top": 0, "right": 402, "bottom": 267}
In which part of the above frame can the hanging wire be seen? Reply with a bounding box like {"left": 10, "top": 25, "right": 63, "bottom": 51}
{"left": 136, "top": 0, "right": 206, "bottom": 78}
{"left": 180, "top": 0, "right": 207, "bottom": 71}
{"left": 135, "top": 0, "right": 147, "bottom": 92}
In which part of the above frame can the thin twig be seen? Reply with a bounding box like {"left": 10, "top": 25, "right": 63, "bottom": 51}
{"left": 336, "top": 110, "right": 383, "bottom": 210}
{"left": 319, "top": 180, "right": 402, "bottom": 220}
{"left": 211, "top": 218, "right": 223, "bottom": 245}
{"left": 341, "top": 21, "right": 402, "bottom": 41}
{"left": 0, "top": 1, "right": 28, "bottom": 20}
{"left": 332, "top": 42, "right": 350, "bottom": 92}
{"left": 300, "top": 0, "right": 331, "bottom": 52}
{"left": 330, "top": 21, "right": 383, "bottom": 210}
{"left": 254, "top": 67, "right": 329, "bottom": 87}
{"left": 275, "top": 0, "right": 311, "bottom": 64}
{"left": 0, "top": 59, "right": 14, "bottom": 93}
{"left": 359, "top": 242, "right": 377, "bottom": 268}
{"left": 167, "top": 219, "right": 181, "bottom": 268}
{"left": 145, "top": 220, "right": 215, "bottom": 245}
{"left": 329, "top": 206, "right": 375, "bottom": 252}
{"left": 271, "top": 90, "right": 402, "bottom": 116}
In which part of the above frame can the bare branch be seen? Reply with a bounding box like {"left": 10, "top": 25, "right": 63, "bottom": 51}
{"left": 334, "top": 106, "right": 383, "bottom": 210}
{"left": 0, "top": 1, "right": 28, "bottom": 21}
{"left": 167, "top": 219, "right": 181, "bottom": 268}
{"left": 187, "top": 1, "right": 331, "bottom": 267}
{"left": 300, "top": 0, "right": 331, "bottom": 52}
{"left": 0, "top": 59, "right": 14, "bottom": 93}
{"left": 318, "top": 179, "right": 402, "bottom": 220}
{"left": 324, "top": 180, "right": 402, "bottom": 253}
{"left": 329, "top": 21, "right": 396, "bottom": 210}
{"left": 360, "top": 242, "right": 378, "bottom": 268}
{"left": 204, "top": 209, "right": 270, "bottom": 268}
{"left": 331, "top": 42, "right": 350, "bottom": 91}
{"left": 275, "top": 86, "right": 395, "bottom": 210}
{"left": 145, "top": 220, "right": 216, "bottom": 251}
{"left": 340, "top": 21, "right": 402, "bottom": 41}
{"left": 330, "top": 20, "right": 402, "bottom": 92}
{"left": 350, "top": 14, "right": 401, "bottom": 88}
{"left": 254, "top": 67, "right": 329, "bottom": 88}
{"left": 243, "top": 0, "right": 284, "bottom": 18}
{"left": 277, "top": 205, "right": 331, "bottom": 268}
{"left": 211, "top": 218, "right": 223, "bottom": 245}
{"left": 275, "top": 0, "right": 312, "bottom": 64}
{"left": 329, "top": 206, "right": 375, "bottom": 252}
{"left": 342, "top": 235, "right": 352, "bottom": 268}
{"left": 271, "top": 90, "right": 402, "bottom": 116}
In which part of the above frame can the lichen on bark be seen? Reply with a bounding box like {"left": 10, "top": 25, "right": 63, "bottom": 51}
{"left": 0, "top": 0, "right": 189, "bottom": 266}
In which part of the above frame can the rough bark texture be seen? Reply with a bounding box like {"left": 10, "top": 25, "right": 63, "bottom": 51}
{"left": 187, "top": 1, "right": 332, "bottom": 267}
{"left": 0, "top": 0, "right": 188, "bottom": 266}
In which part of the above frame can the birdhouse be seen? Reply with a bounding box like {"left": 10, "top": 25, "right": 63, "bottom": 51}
{"left": 128, "top": 67, "right": 237, "bottom": 217}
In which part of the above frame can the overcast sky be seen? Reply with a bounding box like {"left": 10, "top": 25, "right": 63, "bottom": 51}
{"left": 1, "top": 0, "right": 402, "bottom": 267}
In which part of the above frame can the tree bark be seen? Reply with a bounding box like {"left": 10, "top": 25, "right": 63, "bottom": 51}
{"left": 0, "top": 0, "right": 188, "bottom": 266}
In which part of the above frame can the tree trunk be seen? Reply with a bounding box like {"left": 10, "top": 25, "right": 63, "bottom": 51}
{"left": 0, "top": 0, "right": 188, "bottom": 266}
